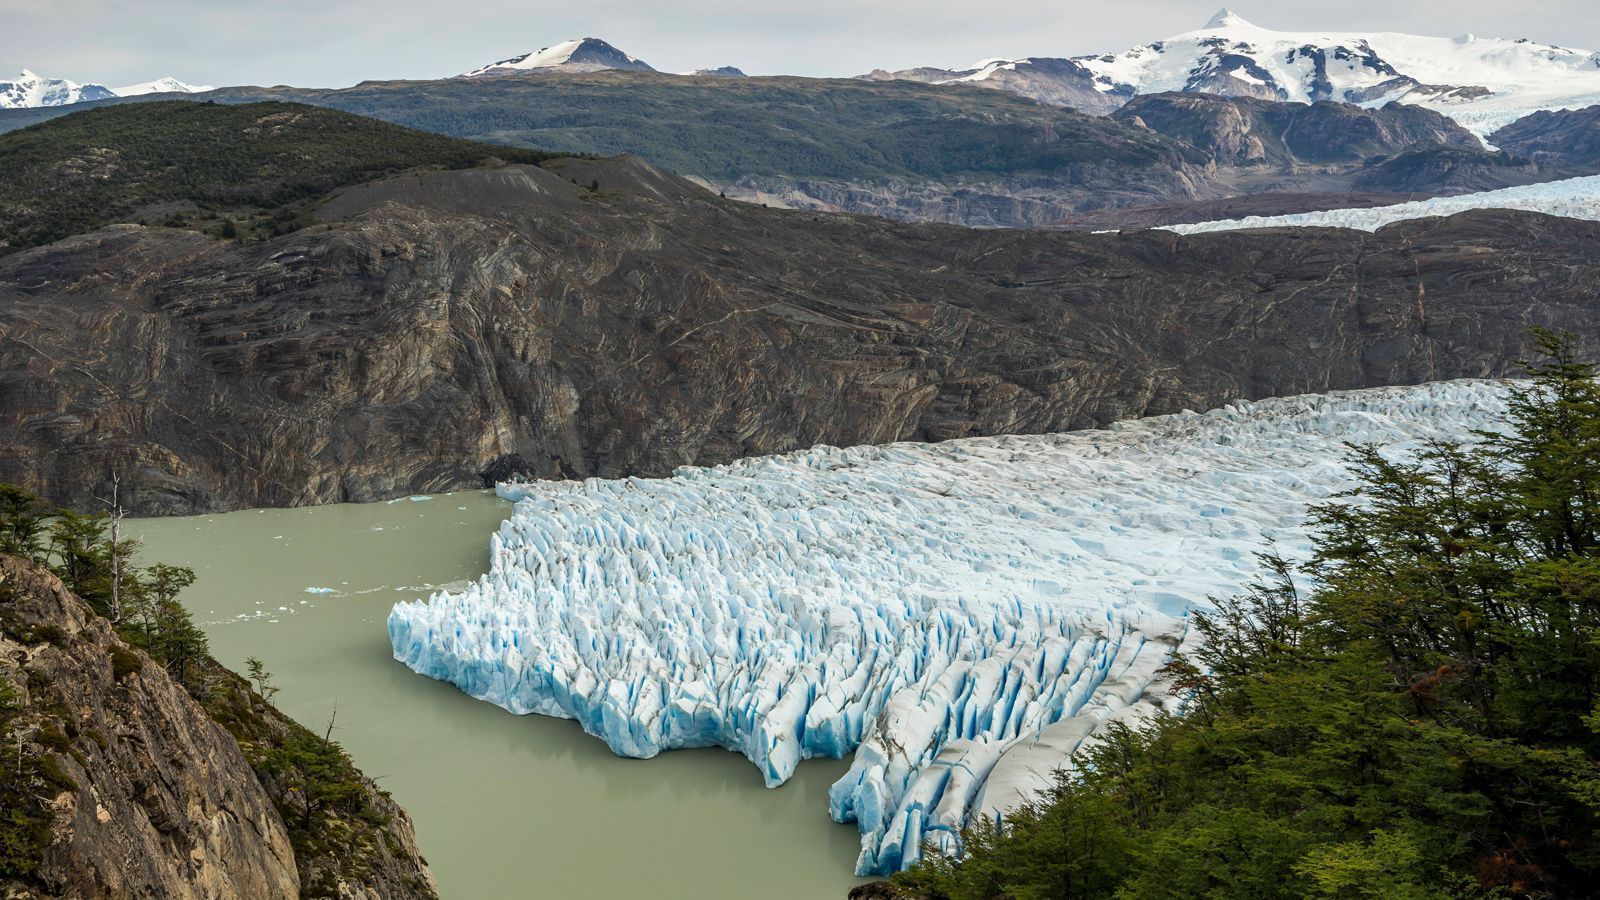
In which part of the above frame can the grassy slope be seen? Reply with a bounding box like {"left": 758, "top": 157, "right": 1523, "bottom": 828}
{"left": 0, "top": 100, "right": 558, "bottom": 254}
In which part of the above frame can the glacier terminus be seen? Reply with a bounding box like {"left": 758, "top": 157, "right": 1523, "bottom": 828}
{"left": 389, "top": 380, "right": 1511, "bottom": 874}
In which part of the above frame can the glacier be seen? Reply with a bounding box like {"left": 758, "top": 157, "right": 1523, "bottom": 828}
{"left": 389, "top": 380, "right": 1510, "bottom": 874}
{"left": 1162, "top": 174, "right": 1600, "bottom": 235}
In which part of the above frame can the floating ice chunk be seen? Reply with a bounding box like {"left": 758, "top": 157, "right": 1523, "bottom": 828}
{"left": 389, "top": 380, "right": 1510, "bottom": 874}
{"left": 303, "top": 587, "right": 337, "bottom": 594}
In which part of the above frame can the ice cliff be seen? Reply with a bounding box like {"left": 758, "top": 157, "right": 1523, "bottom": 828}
{"left": 390, "top": 380, "right": 1510, "bottom": 873}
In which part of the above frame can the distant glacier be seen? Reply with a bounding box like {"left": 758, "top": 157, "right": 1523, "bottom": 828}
{"left": 1164, "top": 174, "right": 1600, "bottom": 234}
{"left": 390, "top": 380, "right": 1510, "bottom": 874}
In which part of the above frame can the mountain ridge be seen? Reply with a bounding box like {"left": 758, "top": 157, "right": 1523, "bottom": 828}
{"left": 2, "top": 105, "right": 1599, "bottom": 515}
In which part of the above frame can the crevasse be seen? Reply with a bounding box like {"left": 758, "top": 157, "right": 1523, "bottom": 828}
{"left": 389, "top": 380, "right": 1509, "bottom": 873}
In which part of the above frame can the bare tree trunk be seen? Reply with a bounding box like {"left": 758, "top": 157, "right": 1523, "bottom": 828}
{"left": 103, "top": 473, "right": 124, "bottom": 624}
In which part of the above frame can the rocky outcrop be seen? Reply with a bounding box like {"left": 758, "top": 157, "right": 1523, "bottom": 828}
{"left": 2, "top": 157, "right": 1599, "bottom": 516}
{"left": 1353, "top": 144, "right": 1544, "bottom": 194}
{"left": 0, "top": 556, "right": 300, "bottom": 898}
{"left": 1490, "top": 105, "right": 1600, "bottom": 173}
{"left": 0, "top": 556, "right": 436, "bottom": 898}
{"left": 1114, "top": 93, "right": 1480, "bottom": 167}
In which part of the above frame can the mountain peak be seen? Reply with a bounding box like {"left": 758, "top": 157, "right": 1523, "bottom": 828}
{"left": 1204, "top": 8, "right": 1253, "bottom": 29}
{"left": 462, "top": 37, "right": 655, "bottom": 77}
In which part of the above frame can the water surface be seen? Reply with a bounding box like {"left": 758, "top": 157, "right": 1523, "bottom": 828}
{"left": 133, "top": 491, "right": 866, "bottom": 899}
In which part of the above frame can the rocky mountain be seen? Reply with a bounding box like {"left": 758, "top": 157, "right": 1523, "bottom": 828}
{"left": 859, "top": 56, "right": 1118, "bottom": 114}
{"left": 1352, "top": 144, "right": 1544, "bottom": 193}
{"left": 1490, "top": 105, "right": 1600, "bottom": 172}
{"left": 1, "top": 103, "right": 1597, "bottom": 516}
{"left": 0, "top": 83, "right": 1219, "bottom": 228}
{"left": 461, "top": 38, "right": 654, "bottom": 77}
{"left": 1111, "top": 92, "right": 1479, "bottom": 166}
{"left": 0, "top": 69, "right": 209, "bottom": 109}
{"left": 0, "top": 556, "right": 436, "bottom": 897}
{"left": 688, "top": 66, "right": 746, "bottom": 77}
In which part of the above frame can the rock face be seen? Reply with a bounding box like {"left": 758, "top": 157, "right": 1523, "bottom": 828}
{"left": 1112, "top": 93, "right": 1480, "bottom": 167}
{"left": 0, "top": 556, "right": 300, "bottom": 899}
{"left": 1353, "top": 144, "right": 1545, "bottom": 194}
{"left": 0, "top": 555, "right": 437, "bottom": 898}
{"left": 2, "top": 157, "right": 1599, "bottom": 516}
{"left": 1491, "top": 105, "right": 1600, "bottom": 173}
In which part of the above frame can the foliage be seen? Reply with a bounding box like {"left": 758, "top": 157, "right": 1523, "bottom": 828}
{"left": 245, "top": 656, "right": 280, "bottom": 702}
{"left": 0, "top": 486, "right": 47, "bottom": 564}
{"left": 895, "top": 331, "right": 1600, "bottom": 898}
{"left": 0, "top": 100, "right": 558, "bottom": 254}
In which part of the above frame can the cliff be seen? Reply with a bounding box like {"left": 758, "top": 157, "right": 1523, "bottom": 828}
{"left": 0, "top": 556, "right": 436, "bottom": 898}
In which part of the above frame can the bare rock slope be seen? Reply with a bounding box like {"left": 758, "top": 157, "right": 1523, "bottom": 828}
{"left": 0, "top": 556, "right": 435, "bottom": 898}
{"left": 3, "top": 156, "right": 1599, "bottom": 515}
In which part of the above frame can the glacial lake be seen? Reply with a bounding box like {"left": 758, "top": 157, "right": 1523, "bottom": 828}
{"left": 132, "top": 491, "right": 867, "bottom": 899}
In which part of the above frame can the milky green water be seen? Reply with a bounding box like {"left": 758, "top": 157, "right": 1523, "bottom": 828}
{"left": 131, "top": 491, "right": 867, "bottom": 900}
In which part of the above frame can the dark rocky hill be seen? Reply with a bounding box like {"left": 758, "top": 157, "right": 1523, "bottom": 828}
{"left": 1490, "top": 105, "right": 1600, "bottom": 173}
{"left": 1111, "top": 93, "right": 1480, "bottom": 167}
{"left": 2, "top": 135, "right": 1598, "bottom": 515}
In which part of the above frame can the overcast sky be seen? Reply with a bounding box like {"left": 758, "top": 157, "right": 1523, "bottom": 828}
{"left": 5, "top": 0, "right": 1598, "bottom": 89}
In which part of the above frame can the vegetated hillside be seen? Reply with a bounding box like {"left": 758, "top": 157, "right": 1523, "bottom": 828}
{"left": 2, "top": 128, "right": 1599, "bottom": 515}
{"left": 1111, "top": 92, "right": 1481, "bottom": 166}
{"left": 3, "top": 74, "right": 1203, "bottom": 181}
{"left": 1490, "top": 104, "right": 1600, "bottom": 172}
{"left": 0, "top": 75, "right": 1218, "bottom": 227}
{"left": 0, "top": 100, "right": 557, "bottom": 254}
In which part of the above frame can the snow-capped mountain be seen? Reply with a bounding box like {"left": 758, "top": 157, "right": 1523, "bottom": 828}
{"left": 110, "top": 76, "right": 213, "bottom": 97}
{"left": 0, "top": 70, "right": 115, "bottom": 109}
{"left": 461, "top": 38, "right": 654, "bottom": 77}
{"left": 0, "top": 69, "right": 211, "bottom": 109}
{"left": 1077, "top": 9, "right": 1600, "bottom": 135}
{"left": 860, "top": 56, "right": 1118, "bottom": 114}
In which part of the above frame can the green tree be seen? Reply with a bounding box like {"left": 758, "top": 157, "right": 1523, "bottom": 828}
{"left": 245, "top": 656, "right": 280, "bottom": 701}
{"left": 894, "top": 333, "right": 1600, "bottom": 898}
{"left": 0, "top": 484, "right": 48, "bottom": 563}
{"left": 46, "top": 509, "right": 110, "bottom": 608}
